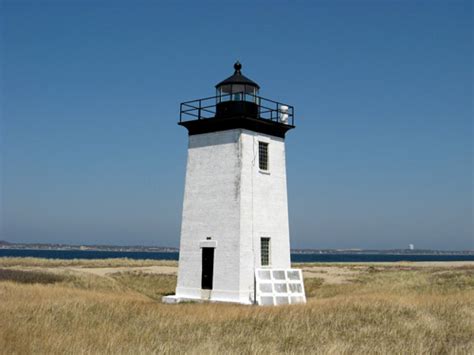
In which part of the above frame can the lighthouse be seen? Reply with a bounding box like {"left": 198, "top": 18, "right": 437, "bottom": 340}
{"left": 164, "top": 62, "right": 305, "bottom": 305}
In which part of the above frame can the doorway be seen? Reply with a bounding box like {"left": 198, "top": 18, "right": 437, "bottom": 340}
{"left": 201, "top": 247, "right": 214, "bottom": 290}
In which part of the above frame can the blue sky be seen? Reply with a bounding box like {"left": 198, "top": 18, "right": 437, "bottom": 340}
{"left": 1, "top": 0, "right": 472, "bottom": 249}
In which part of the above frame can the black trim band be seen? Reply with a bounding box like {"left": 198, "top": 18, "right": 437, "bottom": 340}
{"left": 178, "top": 116, "right": 295, "bottom": 138}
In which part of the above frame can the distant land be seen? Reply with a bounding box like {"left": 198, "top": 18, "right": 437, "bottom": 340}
{"left": 0, "top": 240, "right": 472, "bottom": 255}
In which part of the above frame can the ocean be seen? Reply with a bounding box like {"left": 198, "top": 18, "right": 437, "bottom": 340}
{"left": 0, "top": 249, "right": 472, "bottom": 262}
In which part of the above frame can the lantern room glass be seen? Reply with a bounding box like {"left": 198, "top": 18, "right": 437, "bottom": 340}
{"left": 216, "top": 84, "right": 259, "bottom": 103}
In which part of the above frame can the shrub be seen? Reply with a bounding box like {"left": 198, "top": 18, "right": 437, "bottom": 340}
{"left": 0, "top": 268, "right": 65, "bottom": 284}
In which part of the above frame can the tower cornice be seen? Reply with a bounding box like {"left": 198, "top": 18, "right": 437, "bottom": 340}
{"left": 179, "top": 115, "right": 294, "bottom": 138}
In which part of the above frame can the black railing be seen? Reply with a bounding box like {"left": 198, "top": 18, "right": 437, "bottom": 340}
{"left": 180, "top": 93, "right": 295, "bottom": 126}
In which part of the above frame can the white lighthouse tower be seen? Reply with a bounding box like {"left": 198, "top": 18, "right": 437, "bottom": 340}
{"left": 164, "top": 62, "right": 305, "bottom": 305}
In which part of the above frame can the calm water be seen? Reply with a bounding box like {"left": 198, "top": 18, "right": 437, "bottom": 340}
{"left": 0, "top": 249, "right": 473, "bottom": 262}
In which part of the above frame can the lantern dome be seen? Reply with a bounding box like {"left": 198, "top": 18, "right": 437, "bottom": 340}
{"left": 215, "top": 61, "right": 260, "bottom": 90}
{"left": 215, "top": 62, "right": 260, "bottom": 101}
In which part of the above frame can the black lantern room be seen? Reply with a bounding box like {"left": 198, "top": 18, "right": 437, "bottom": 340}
{"left": 215, "top": 61, "right": 260, "bottom": 119}
{"left": 179, "top": 62, "right": 295, "bottom": 138}
{"left": 216, "top": 61, "right": 260, "bottom": 99}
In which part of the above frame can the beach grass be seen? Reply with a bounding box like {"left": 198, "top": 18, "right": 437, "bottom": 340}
{"left": 0, "top": 256, "right": 177, "bottom": 268}
{"left": 0, "top": 258, "right": 472, "bottom": 354}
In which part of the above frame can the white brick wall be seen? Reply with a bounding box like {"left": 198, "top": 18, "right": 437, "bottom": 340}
{"left": 175, "top": 129, "right": 291, "bottom": 304}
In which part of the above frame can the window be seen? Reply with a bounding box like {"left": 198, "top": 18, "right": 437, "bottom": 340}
{"left": 261, "top": 237, "right": 271, "bottom": 266}
{"left": 258, "top": 142, "right": 269, "bottom": 171}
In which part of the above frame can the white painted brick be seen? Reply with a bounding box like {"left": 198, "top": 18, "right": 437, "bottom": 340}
{"left": 175, "top": 129, "right": 291, "bottom": 304}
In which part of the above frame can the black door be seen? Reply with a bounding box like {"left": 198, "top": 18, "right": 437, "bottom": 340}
{"left": 201, "top": 248, "right": 214, "bottom": 290}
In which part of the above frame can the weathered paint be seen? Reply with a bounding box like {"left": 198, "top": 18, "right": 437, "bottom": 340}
{"left": 172, "top": 128, "right": 291, "bottom": 304}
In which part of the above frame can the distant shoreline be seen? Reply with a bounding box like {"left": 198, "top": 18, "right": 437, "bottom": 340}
{"left": 1, "top": 248, "right": 473, "bottom": 262}
{"left": 0, "top": 241, "right": 472, "bottom": 256}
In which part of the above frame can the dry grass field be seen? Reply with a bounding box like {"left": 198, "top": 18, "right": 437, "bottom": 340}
{"left": 0, "top": 258, "right": 472, "bottom": 354}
